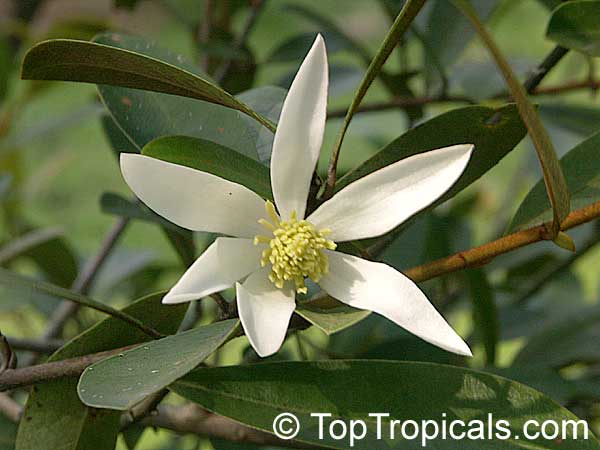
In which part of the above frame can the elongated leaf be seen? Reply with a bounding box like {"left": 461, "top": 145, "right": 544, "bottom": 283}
{"left": 173, "top": 361, "right": 599, "bottom": 450}
{"left": 142, "top": 136, "right": 273, "bottom": 200}
{"left": 78, "top": 319, "right": 239, "bottom": 410}
{"left": 514, "top": 304, "right": 600, "bottom": 368}
{"left": 509, "top": 130, "right": 600, "bottom": 231}
{"left": 547, "top": 0, "right": 600, "bottom": 56}
{"left": 92, "top": 33, "right": 278, "bottom": 162}
{"left": 16, "top": 293, "right": 187, "bottom": 450}
{"left": 0, "top": 269, "right": 162, "bottom": 338}
{"left": 338, "top": 105, "right": 527, "bottom": 207}
{"left": 21, "top": 38, "right": 273, "bottom": 131}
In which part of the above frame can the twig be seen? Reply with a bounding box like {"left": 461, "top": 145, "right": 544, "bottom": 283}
{"left": 404, "top": 201, "right": 600, "bottom": 283}
{"left": 5, "top": 337, "right": 64, "bottom": 354}
{"left": 198, "top": 0, "right": 214, "bottom": 72}
{"left": 523, "top": 45, "right": 569, "bottom": 94}
{"left": 0, "top": 393, "right": 22, "bottom": 423}
{"left": 214, "top": 0, "right": 266, "bottom": 84}
{"left": 0, "top": 344, "right": 138, "bottom": 392}
{"left": 141, "top": 403, "right": 316, "bottom": 449}
{"left": 22, "top": 217, "right": 130, "bottom": 367}
{"left": 513, "top": 230, "right": 600, "bottom": 305}
{"left": 324, "top": 0, "right": 426, "bottom": 200}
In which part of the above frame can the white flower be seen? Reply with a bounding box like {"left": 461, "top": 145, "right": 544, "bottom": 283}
{"left": 120, "top": 35, "right": 474, "bottom": 358}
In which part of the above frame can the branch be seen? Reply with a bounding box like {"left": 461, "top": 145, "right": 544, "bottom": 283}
{"left": 140, "top": 403, "right": 317, "bottom": 449}
{"left": 40, "top": 217, "right": 130, "bottom": 341}
{"left": 523, "top": 45, "right": 569, "bottom": 94}
{"left": 0, "top": 345, "right": 137, "bottom": 391}
{"left": 404, "top": 201, "right": 600, "bottom": 283}
{"left": 327, "top": 77, "right": 600, "bottom": 119}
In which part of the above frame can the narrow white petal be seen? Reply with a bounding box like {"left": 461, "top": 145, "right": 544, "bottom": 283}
{"left": 236, "top": 269, "right": 296, "bottom": 357}
{"left": 121, "top": 154, "right": 266, "bottom": 238}
{"left": 270, "top": 34, "right": 328, "bottom": 220}
{"left": 319, "top": 251, "right": 472, "bottom": 356}
{"left": 308, "top": 144, "right": 474, "bottom": 242}
{"left": 163, "top": 238, "right": 262, "bottom": 304}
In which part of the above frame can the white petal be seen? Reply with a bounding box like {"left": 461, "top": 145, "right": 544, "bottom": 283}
{"left": 270, "top": 34, "right": 328, "bottom": 220}
{"left": 319, "top": 251, "right": 472, "bottom": 356}
{"left": 121, "top": 154, "right": 266, "bottom": 238}
{"left": 308, "top": 144, "right": 474, "bottom": 242}
{"left": 163, "top": 238, "right": 262, "bottom": 304}
{"left": 236, "top": 269, "right": 296, "bottom": 357}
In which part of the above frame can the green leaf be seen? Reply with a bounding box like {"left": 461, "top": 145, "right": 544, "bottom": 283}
{"left": 21, "top": 38, "right": 274, "bottom": 131}
{"left": 92, "top": 33, "right": 277, "bottom": 162}
{"left": 16, "top": 292, "right": 187, "bottom": 450}
{"left": 78, "top": 319, "right": 239, "bottom": 410}
{"left": 465, "top": 269, "right": 498, "bottom": 366}
{"left": 142, "top": 136, "right": 273, "bottom": 200}
{"left": 0, "top": 268, "right": 162, "bottom": 338}
{"left": 295, "top": 300, "right": 371, "bottom": 335}
{"left": 514, "top": 304, "right": 600, "bottom": 368}
{"left": 547, "top": 0, "right": 600, "bottom": 56}
{"left": 172, "top": 360, "right": 599, "bottom": 450}
{"left": 0, "top": 227, "right": 64, "bottom": 265}
{"left": 508, "top": 130, "right": 600, "bottom": 231}
{"left": 338, "top": 105, "right": 527, "bottom": 208}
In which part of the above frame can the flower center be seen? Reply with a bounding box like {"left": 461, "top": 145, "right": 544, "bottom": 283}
{"left": 254, "top": 200, "right": 336, "bottom": 294}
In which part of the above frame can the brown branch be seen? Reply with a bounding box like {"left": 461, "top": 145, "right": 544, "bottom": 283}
{"left": 0, "top": 344, "right": 137, "bottom": 392}
{"left": 327, "top": 78, "right": 600, "bottom": 119}
{"left": 141, "top": 403, "right": 316, "bottom": 449}
{"left": 404, "top": 201, "right": 600, "bottom": 283}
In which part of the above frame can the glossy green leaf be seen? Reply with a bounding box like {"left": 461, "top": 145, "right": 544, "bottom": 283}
{"left": 509, "top": 130, "right": 600, "bottom": 231}
{"left": 16, "top": 293, "right": 187, "bottom": 450}
{"left": 92, "top": 33, "right": 275, "bottom": 161}
{"left": 142, "top": 136, "right": 272, "bottom": 200}
{"left": 173, "top": 360, "right": 599, "bottom": 449}
{"left": 296, "top": 300, "right": 371, "bottom": 335}
{"left": 0, "top": 269, "right": 162, "bottom": 338}
{"left": 465, "top": 268, "right": 498, "bottom": 366}
{"left": 338, "top": 105, "right": 527, "bottom": 208}
{"left": 78, "top": 319, "right": 239, "bottom": 410}
{"left": 514, "top": 304, "right": 600, "bottom": 368}
{"left": 21, "top": 38, "right": 273, "bottom": 131}
{"left": 547, "top": 0, "right": 600, "bottom": 56}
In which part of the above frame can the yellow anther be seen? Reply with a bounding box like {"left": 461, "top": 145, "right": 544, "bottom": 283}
{"left": 255, "top": 201, "right": 336, "bottom": 294}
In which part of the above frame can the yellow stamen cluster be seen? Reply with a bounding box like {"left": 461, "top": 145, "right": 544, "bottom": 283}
{"left": 254, "top": 201, "right": 336, "bottom": 294}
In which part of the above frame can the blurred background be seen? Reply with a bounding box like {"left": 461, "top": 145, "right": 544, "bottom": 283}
{"left": 1, "top": 0, "right": 600, "bottom": 448}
